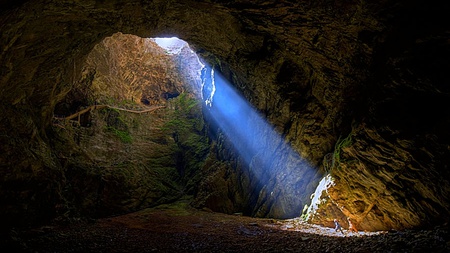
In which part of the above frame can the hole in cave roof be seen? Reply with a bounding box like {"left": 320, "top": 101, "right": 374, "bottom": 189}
{"left": 151, "top": 37, "right": 187, "bottom": 55}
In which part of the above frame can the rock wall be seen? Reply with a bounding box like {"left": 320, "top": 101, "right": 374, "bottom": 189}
{"left": 53, "top": 32, "right": 208, "bottom": 218}
{"left": 1, "top": 0, "right": 449, "bottom": 230}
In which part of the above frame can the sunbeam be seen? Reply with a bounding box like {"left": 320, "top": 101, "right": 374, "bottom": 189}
{"left": 152, "top": 36, "right": 319, "bottom": 218}
{"left": 201, "top": 64, "right": 319, "bottom": 218}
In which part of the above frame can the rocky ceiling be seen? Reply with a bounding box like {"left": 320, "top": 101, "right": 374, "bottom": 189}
{"left": 1, "top": 0, "right": 450, "bottom": 231}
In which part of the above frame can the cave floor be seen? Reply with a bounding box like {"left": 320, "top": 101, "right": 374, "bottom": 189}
{"left": 4, "top": 200, "right": 449, "bottom": 253}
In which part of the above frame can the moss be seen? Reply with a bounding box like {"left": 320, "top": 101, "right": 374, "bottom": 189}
{"left": 162, "top": 93, "right": 210, "bottom": 191}
{"left": 162, "top": 93, "right": 202, "bottom": 137}
{"left": 332, "top": 132, "right": 353, "bottom": 170}
{"left": 300, "top": 204, "right": 309, "bottom": 221}
{"left": 100, "top": 107, "right": 133, "bottom": 143}
{"left": 107, "top": 126, "right": 132, "bottom": 143}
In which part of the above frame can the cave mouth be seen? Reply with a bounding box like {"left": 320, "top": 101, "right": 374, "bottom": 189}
{"left": 54, "top": 33, "right": 205, "bottom": 119}
{"left": 149, "top": 35, "right": 321, "bottom": 222}
{"left": 52, "top": 32, "right": 319, "bottom": 224}
{"left": 149, "top": 36, "right": 321, "bottom": 221}
{"left": 152, "top": 37, "right": 187, "bottom": 55}
{"left": 51, "top": 32, "right": 210, "bottom": 220}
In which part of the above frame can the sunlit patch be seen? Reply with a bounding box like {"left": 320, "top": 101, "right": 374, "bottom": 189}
{"left": 200, "top": 67, "right": 216, "bottom": 107}
{"left": 304, "top": 174, "right": 334, "bottom": 221}
{"left": 268, "top": 217, "right": 387, "bottom": 237}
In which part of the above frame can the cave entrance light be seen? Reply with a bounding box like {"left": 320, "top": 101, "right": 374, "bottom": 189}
{"left": 151, "top": 37, "right": 205, "bottom": 99}
{"left": 152, "top": 36, "right": 316, "bottom": 218}
{"left": 202, "top": 64, "right": 317, "bottom": 218}
{"left": 152, "top": 37, "right": 186, "bottom": 54}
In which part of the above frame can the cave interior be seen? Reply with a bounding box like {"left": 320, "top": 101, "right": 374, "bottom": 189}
{"left": 1, "top": 0, "right": 450, "bottom": 251}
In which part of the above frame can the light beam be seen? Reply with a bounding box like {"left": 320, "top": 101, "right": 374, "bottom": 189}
{"left": 201, "top": 65, "right": 318, "bottom": 218}
{"left": 152, "top": 36, "right": 319, "bottom": 218}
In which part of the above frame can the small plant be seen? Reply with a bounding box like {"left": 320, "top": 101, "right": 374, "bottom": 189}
{"left": 101, "top": 107, "right": 132, "bottom": 143}
{"left": 162, "top": 93, "right": 200, "bottom": 137}
{"left": 333, "top": 133, "right": 353, "bottom": 168}
{"left": 300, "top": 204, "right": 310, "bottom": 221}
{"left": 107, "top": 126, "right": 132, "bottom": 143}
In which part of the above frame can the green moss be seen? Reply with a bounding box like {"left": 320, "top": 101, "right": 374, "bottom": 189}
{"left": 162, "top": 93, "right": 202, "bottom": 138}
{"left": 333, "top": 132, "right": 353, "bottom": 169}
{"left": 100, "top": 106, "right": 133, "bottom": 143}
{"left": 162, "top": 92, "right": 209, "bottom": 191}
{"left": 107, "top": 126, "right": 132, "bottom": 143}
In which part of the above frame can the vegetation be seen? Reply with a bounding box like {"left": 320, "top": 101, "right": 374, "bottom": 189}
{"left": 163, "top": 93, "right": 205, "bottom": 143}
{"left": 103, "top": 97, "right": 139, "bottom": 109}
{"left": 163, "top": 93, "right": 210, "bottom": 193}
{"left": 323, "top": 132, "right": 353, "bottom": 174}
{"left": 107, "top": 126, "right": 132, "bottom": 143}
{"left": 334, "top": 133, "right": 353, "bottom": 165}
{"left": 102, "top": 107, "right": 133, "bottom": 143}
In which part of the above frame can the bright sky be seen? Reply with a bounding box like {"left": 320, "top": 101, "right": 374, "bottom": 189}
{"left": 152, "top": 37, "right": 187, "bottom": 54}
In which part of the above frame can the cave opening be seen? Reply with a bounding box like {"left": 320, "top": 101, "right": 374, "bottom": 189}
{"left": 51, "top": 32, "right": 320, "bottom": 226}
{"left": 148, "top": 35, "right": 320, "bottom": 222}
{"left": 152, "top": 37, "right": 187, "bottom": 55}
{"left": 51, "top": 32, "right": 210, "bottom": 219}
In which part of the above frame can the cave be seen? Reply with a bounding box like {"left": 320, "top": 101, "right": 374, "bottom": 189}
{"left": 1, "top": 0, "right": 450, "bottom": 252}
